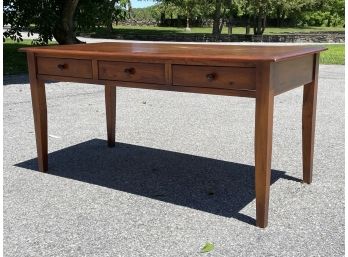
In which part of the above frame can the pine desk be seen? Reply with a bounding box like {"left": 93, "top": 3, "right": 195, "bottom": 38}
{"left": 20, "top": 43, "right": 326, "bottom": 228}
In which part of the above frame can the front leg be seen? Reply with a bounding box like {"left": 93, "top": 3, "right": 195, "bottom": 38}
{"left": 302, "top": 54, "right": 319, "bottom": 184}
{"left": 255, "top": 63, "right": 274, "bottom": 228}
{"left": 27, "top": 53, "right": 48, "bottom": 172}
{"left": 105, "top": 85, "right": 116, "bottom": 147}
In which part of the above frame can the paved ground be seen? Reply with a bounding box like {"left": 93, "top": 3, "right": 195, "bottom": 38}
{"left": 4, "top": 65, "right": 344, "bottom": 257}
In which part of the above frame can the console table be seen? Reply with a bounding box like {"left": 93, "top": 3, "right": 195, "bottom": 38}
{"left": 20, "top": 43, "right": 326, "bottom": 228}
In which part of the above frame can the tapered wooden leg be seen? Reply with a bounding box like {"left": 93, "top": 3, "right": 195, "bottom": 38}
{"left": 27, "top": 53, "right": 48, "bottom": 172}
{"left": 30, "top": 82, "right": 48, "bottom": 172}
{"left": 105, "top": 85, "right": 116, "bottom": 147}
{"left": 302, "top": 54, "right": 319, "bottom": 184}
{"left": 255, "top": 63, "right": 274, "bottom": 228}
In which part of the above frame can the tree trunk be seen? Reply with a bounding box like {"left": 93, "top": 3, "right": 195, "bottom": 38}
{"left": 53, "top": 0, "right": 83, "bottom": 45}
{"left": 257, "top": 16, "right": 262, "bottom": 34}
{"left": 185, "top": 16, "right": 191, "bottom": 31}
{"left": 253, "top": 15, "right": 257, "bottom": 35}
{"left": 227, "top": 0, "right": 233, "bottom": 35}
{"left": 219, "top": 8, "right": 227, "bottom": 34}
{"left": 160, "top": 12, "right": 165, "bottom": 25}
{"left": 254, "top": 15, "right": 261, "bottom": 35}
{"left": 261, "top": 15, "right": 266, "bottom": 34}
{"left": 228, "top": 18, "right": 233, "bottom": 35}
{"left": 185, "top": 7, "right": 191, "bottom": 31}
{"left": 212, "top": 0, "right": 222, "bottom": 36}
{"left": 280, "top": 10, "right": 286, "bottom": 27}
{"left": 253, "top": 7, "right": 266, "bottom": 35}
{"left": 276, "top": 7, "right": 281, "bottom": 27}
{"left": 107, "top": 22, "right": 113, "bottom": 32}
{"left": 244, "top": 0, "right": 250, "bottom": 35}
{"left": 246, "top": 23, "right": 250, "bottom": 35}
{"left": 106, "top": 0, "right": 117, "bottom": 32}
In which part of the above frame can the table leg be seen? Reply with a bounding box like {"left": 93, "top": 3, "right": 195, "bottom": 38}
{"left": 30, "top": 82, "right": 48, "bottom": 172}
{"left": 105, "top": 85, "right": 116, "bottom": 147}
{"left": 302, "top": 54, "right": 319, "bottom": 184}
{"left": 255, "top": 64, "right": 274, "bottom": 228}
{"left": 27, "top": 53, "right": 48, "bottom": 172}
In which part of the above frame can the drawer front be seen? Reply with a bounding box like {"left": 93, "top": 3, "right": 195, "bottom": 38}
{"left": 172, "top": 65, "right": 256, "bottom": 90}
{"left": 99, "top": 61, "right": 166, "bottom": 84}
{"left": 37, "top": 57, "right": 92, "bottom": 78}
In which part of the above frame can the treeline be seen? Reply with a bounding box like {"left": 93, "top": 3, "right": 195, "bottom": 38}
{"left": 132, "top": 0, "right": 344, "bottom": 35}
{"left": 4, "top": 0, "right": 344, "bottom": 45}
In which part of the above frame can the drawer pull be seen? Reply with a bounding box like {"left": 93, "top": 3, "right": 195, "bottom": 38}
{"left": 206, "top": 73, "right": 216, "bottom": 81}
{"left": 57, "top": 63, "right": 68, "bottom": 70}
{"left": 124, "top": 67, "right": 135, "bottom": 75}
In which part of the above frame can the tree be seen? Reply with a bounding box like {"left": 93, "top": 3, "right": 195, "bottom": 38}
{"left": 240, "top": 0, "right": 272, "bottom": 35}
{"left": 4, "top": 0, "right": 82, "bottom": 44}
{"left": 317, "top": 0, "right": 344, "bottom": 26}
{"left": 156, "top": 0, "right": 200, "bottom": 30}
{"left": 212, "top": 0, "right": 224, "bottom": 35}
{"left": 76, "top": 0, "right": 131, "bottom": 31}
{"left": 151, "top": 2, "right": 179, "bottom": 23}
{"left": 3, "top": 0, "right": 128, "bottom": 44}
{"left": 250, "top": 0, "right": 271, "bottom": 35}
{"left": 270, "top": 0, "right": 312, "bottom": 27}
{"left": 212, "top": 0, "right": 238, "bottom": 36}
{"left": 53, "top": 0, "right": 82, "bottom": 44}
{"left": 182, "top": 0, "right": 197, "bottom": 30}
{"left": 155, "top": 0, "right": 233, "bottom": 35}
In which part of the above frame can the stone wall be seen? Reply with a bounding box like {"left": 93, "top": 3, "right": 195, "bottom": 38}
{"left": 91, "top": 31, "right": 344, "bottom": 43}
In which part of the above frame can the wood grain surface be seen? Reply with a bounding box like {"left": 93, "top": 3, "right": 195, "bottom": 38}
{"left": 20, "top": 42, "right": 326, "bottom": 62}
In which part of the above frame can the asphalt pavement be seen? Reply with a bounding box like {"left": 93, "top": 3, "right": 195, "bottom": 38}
{"left": 3, "top": 64, "right": 344, "bottom": 257}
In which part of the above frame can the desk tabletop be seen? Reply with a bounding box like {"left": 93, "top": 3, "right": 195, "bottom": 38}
{"left": 20, "top": 42, "right": 326, "bottom": 62}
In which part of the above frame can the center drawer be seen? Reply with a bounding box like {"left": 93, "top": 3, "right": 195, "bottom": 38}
{"left": 99, "top": 61, "right": 166, "bottom": 84}
{"left": 172, "top": 65, "right": 256, "bottom": 91}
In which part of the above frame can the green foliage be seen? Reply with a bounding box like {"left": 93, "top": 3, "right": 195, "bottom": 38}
{"left": 3, "top": 0, "right": 131, "bottom": 44}
{"left": 302, "top": 11, "right": 330, "bottom": 26}
{"left": 146, "top": 0, "right": 344, "bottom": 33}
{"left": 3, "top": 0, "right": 59, "bottom": 44}
{"left": 149, "top": 2, "right": 180, "bottom": 21}
{"left": 298, "top": 0, "right": 345, "bottom": 27}
{"left": 132, "top": 6, "right": 159, "bottom": 21}
{"left": 77, "top": 0, "right": 131, "bottom": 31}
{"left": 201, "top": 242, "right": 215, "bottom": 253}
{"left": 159, "top": 0, "right": 204, "bottom": 20}
{"left": 3, "top": 0, "right": 345, "bottom": 42}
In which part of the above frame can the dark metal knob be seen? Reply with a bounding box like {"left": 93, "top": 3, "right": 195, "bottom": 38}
{"left": 206, "top": 73, "right": 216, "bottom": 81}
{"left": 124, "top": 67, "right": 135, "bottom": 75}
{"left": 57, "top": 63, "right": 67, "bottom": 70}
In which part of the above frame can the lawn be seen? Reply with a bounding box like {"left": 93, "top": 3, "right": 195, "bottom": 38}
{"left": 319, "top": 44, "right": 345, "bottom": 65}
{"left": 3, "top": 39, "right": 58, "bottom": 75}
{"left": 3, "top": 39, "right": 32, "bottom": 75}
{"left": 3, "top": 39, "right": 344, "bottom": 75}
{"left": 106, "top": 25, "right": 344, "bottom": 35}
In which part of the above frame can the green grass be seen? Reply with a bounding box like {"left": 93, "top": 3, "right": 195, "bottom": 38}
{"left": 106, "top": 25, "right": 344, "bottom": 35}
{"left": 319, "top": 44, "right": 345, "bottom": 65}
{"left": 3, "top": 39, "right": 32, "bottom": 75}
{"left": 3, "top": 39, "right": 57, "bottom": 75}
{"left": 3, "top": 39, "right": 344, "bottom": 75}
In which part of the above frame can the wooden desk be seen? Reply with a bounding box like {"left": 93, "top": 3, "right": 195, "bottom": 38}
{"left": 20, "top": 43, "right": 326, "bottom": 228}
